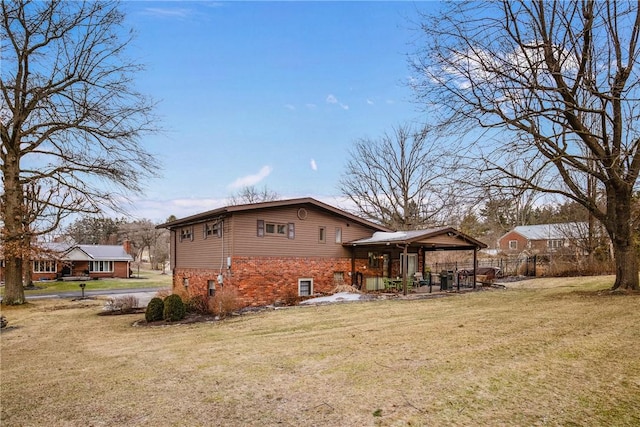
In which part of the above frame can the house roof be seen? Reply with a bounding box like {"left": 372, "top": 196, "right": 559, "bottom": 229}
{"left": 68, "top": 245, "right": 133, "bottom": 262}
{"left": 156, "top": 197, "right": 391, "bottom": 232}
{"left": 35, "top": 242, "right": 133, "bottom": 262}
{"left": 505, "top": 222, "right": 588, "bottom": 241}
{"left": 346, "top": 227, "right": 487, "bottom": 250}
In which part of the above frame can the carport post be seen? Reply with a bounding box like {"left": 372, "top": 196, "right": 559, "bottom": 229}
{"left": 402, "top": 244, "right": 408, "bottom": 296}
{"left": 473, "top": 249, "right": 477, "bottom": 289}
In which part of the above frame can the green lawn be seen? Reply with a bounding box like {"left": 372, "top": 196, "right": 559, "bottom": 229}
{"left": 1, "top": 269, "right": 172, "bottom": 295}
{"left": 2, "top": 275, "right": 639, "bottom": 426}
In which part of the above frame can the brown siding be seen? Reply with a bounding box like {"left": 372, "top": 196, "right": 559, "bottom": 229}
{"left": 173, "top": 219, "right": 230, "bottom": 270}
{"left": 231, "top": 205, "right": 375, "bottom": 257}
{"left": 172, "top": 205, "right": 379, "bottom": 269}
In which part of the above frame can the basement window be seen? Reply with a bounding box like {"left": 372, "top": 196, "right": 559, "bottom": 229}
{"left": 298, "top": 278, "right": 313, "bottom": 297}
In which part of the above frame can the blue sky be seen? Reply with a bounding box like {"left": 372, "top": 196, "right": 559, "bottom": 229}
{"left": 121, "top": 1, "right": 435, "bottom": 222}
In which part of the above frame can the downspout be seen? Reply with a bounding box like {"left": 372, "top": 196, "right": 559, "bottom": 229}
{"left": 219, "top": 219, "right": 225, "bottom": 273}
{"left": 350, "top": 245, "right": 356, "bottom": 287}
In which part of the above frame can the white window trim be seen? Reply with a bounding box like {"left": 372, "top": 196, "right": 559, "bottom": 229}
{"left": 509, "top": 240, "right": 518, "bottom": 250}
{"left": 33, "top": 260, "right": 57, "bottom": 273}
{"left": 298, "top": 278, "right": 313, "bottom": 297}
{"left": 89, "top": 261, "right": 114, "bottom": 273}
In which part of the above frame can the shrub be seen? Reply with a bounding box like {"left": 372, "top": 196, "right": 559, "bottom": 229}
{"left": 163, "top": 294, "right": 186, "bottom": 322}
{"left": 104, "top": 295, "right": 139, "bottom": 313}
{"left": 145, "top": 297, "right": 165, "bottom": 322}
{"left": 208, "top": 286, "right": 240, "bottom": 318}
{"left": 282, "top": 287, "right": 300, "bottom": 306}
{"left": 184, "top": 294, "right": 209, "bottom": 314}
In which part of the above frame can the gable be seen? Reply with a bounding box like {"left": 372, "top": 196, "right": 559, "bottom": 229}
{"left": 63, "top": 247, "right": 93, "bottom": 261}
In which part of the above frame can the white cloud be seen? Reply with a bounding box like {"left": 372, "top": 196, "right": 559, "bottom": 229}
{"left": 310, "top": 159, "right": 318, "bottom": 171}
{"left": 284, "top": 104, "right": 296, "bottom": 110}
{"left": 326, "top": 94, "right": 349, "bottom": 110}
{"left": 228, "top": 165, "right": 273, "bottom": 189}
{"left": 306, "top": 103, "right": 317, "bottom": 109}
{"left": 117, "top": 197, "right": 227, "bottom": 223}
{"left": 366, "top": 99, "right": 374, "bottom": 105}
{"left": 142, "top": 7, "right": 193, "bottom": 19}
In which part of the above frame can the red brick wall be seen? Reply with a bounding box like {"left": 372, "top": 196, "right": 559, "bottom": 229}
{"left": 173, "top": 256, "right": 370, "bottom": 307}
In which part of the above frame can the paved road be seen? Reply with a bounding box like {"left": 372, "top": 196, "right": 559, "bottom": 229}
{"left": 25, "top": 286, "right": 170, "bottom": 307}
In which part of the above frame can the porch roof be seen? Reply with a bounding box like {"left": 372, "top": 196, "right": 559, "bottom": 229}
{"left": 345, "top": 226, "right": 487, "bottom": 251}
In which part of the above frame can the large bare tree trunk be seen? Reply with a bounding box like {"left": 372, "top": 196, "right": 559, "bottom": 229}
{"left": 612, "top": 242, "right": 639, "bottom": 290}
{"left": 3, "top": 258, "right": 24, "bottom": 305}
{"left": 2, "top": 148, "right": 26, "bottom": 304}
{"left": 607, "top": 188, "right": 639, "bottom": 290}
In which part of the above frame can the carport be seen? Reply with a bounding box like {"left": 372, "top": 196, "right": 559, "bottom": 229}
{"left": 345, "top": 227, "right": 488, "bottom": 295}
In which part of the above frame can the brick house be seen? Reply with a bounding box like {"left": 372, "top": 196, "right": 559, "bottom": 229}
{"left": 1, "top": 242, "right": 134, "bottom": 283}
{"left": 157, "top": 198, "right": 487, "bottom": 307}
{"left": 497, "top": 222, "right": 589, "bottom": 256}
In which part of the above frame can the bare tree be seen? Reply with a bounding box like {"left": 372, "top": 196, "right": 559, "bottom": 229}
{"left": 119, "top": 219, "right": 157, "bottom": 263}
{"left": 229, "top": 185, "right": 280, "bottom": 205}
{"left": 1, "top": 1, "right": 159, "bottom": 304}
{"left": 411, "top": 1, "right": 640, "bottom": 290}
{"left": 65, "top": 216, "right": 123, "bottom": 245}
{"left": 339, "top": 124, "right": 456, "bottom": 230}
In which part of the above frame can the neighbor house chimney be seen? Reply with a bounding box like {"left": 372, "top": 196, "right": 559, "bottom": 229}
{"left": 123, "top": 239, "right": 131, "bottom": 255}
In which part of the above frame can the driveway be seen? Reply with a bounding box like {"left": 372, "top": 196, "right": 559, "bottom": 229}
{"left": 24, "top": 287, "right": 169, "bottom": 307}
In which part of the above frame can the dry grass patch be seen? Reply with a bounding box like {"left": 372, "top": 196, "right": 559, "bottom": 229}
{"left": 2, "top": 276, "right": 639, "bottom": 426}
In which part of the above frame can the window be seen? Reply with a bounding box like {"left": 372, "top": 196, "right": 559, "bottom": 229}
{"left": 509, "top": 240, "right": 518, "bottom": 250}
{"left": 335, "top": 227, "right": 342, "bottom": 244}
{"left": 89, "top": 261, "right": 113, "bottom": 273}
{"left": 368, "top": 252, "right": 380, "bottom": 268}
{"left": 180, "top": 227, "right": 193, "bottom": 242}
{"left": 33, "top": 260, "right": 56, "bottom": 273}
{"left": 548, "top": 239, "right": 564, "bottom": 250}
{"left": 208, "top": 280, "right": 216, "bottom": 297}
{"left": 258, "top": 220, "right": 294, "bottom": 239}
{"left": 204, "top": 222, "right": 222, "bottom": 238}
{"left": 298, "top": 278, "right": 313, "bottom": 296}
{"left": 265, "top": 222, "right": 287, "bottom": 236}
{"left": 319, "top": 226, "right": 326, "bottom": 243}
